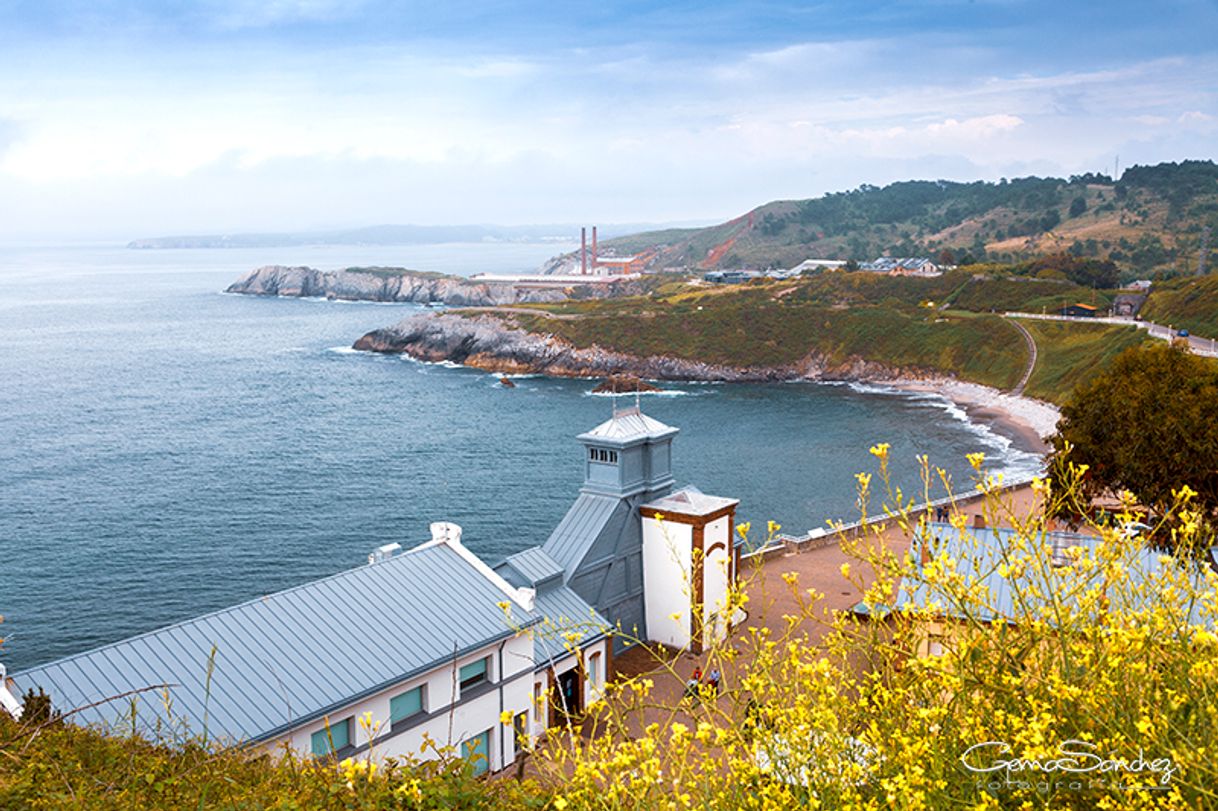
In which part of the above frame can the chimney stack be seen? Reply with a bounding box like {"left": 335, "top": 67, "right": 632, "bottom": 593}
{"left": 591, "top": 226, "right": 598, "bottom": 272}
{"left": 580, "top": 227, "right": 587, "bottom": 275}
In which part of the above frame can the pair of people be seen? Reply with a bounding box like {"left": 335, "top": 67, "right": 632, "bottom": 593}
{"left": 683, "top": 667, "right": 722, "bottom": 702}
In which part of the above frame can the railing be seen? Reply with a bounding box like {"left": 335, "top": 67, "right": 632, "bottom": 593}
{"left": 740, "top": 477, "right": 1036, "bottom": 563}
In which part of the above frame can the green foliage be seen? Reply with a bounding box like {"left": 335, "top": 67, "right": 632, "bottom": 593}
{"left": 1021, "top": 253, "right": 1119, "bottom": 289}
{"left": 0, "top": 710, "right": 541, "bottom": 810}
{"left": 1069, "top": 195, "right": 1088, "bottom": 218}
{"left": 1049, "top": 342, "right": 1218, "bottom": 521}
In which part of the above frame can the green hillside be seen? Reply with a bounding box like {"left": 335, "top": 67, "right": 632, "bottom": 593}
{"left": 492, "top": 269, "right": 1189, "bottom": 403}
{"left": 597, "top": 160, "right": 1218, "bottom": 277}
{"left": 1139, "top": 275, "right": 1218, "bottom": 336}
{"left": 1019, "top": 320, "right": 1153, "bottom": 402}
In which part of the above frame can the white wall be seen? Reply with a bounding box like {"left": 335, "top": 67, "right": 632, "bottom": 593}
{"left": 702, "top": 515, "right": 731, "bottom": 647}
{"left": 266, "top": 633, "right": 535, "bottom": 773}
{"left": 642, "top": 516, "right": 692, "bottom": 649}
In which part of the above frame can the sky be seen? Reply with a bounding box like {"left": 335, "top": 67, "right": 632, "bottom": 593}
{"left": 0, "top": 1, "right": 1215, "bottom": 240}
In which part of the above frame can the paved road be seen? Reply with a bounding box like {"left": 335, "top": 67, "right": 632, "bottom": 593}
{"left": 1005, "top": 312, "right": 1218, "bottom": 358}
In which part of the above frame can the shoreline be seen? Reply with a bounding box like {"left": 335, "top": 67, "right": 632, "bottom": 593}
{"left": 886, "top": 378, "right": 1059, "bottom": 456}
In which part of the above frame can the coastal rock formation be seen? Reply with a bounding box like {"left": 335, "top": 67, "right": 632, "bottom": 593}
{"left": 591, "top": 375, "right": 661, "bottom": 394}
{"left": 225, "top": 265, "right": 648, "bottom": 306}
{"left": 353, "top": 312, "right": 909, "bottom": 383}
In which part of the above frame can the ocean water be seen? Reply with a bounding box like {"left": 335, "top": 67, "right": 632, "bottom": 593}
{"left": 0, "top": 243, "right": 1040, "bottom": 671}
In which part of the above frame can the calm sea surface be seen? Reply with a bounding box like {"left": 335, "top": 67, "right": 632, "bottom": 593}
{"left": 0, "top": 243, "right": 1040, "bottom": 671}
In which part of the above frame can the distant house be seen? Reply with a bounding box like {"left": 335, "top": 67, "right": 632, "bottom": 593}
{"left": 2, "top": 409, "right": 741, "bottom": 773}
{"left": 703, "top": 270, "right": 763, "bottom": 284}
{"left": 1127, "top": 279, "right": 1153, "bottom": 292}
{"left": 861, "top": 257, "right": 941, "bottom": 277}
{"left": 788, "top": 259, "right": 850, "bottom": 274}
{"left": 1059, "top": 303, "right": 1099, "bottom": 318}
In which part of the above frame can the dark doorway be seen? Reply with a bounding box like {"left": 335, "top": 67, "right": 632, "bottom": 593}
{"left": 554, "top": 667, "right": 582, "bottom": 721}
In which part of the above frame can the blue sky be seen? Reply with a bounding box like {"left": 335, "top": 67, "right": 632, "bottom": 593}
{"left": 0, "top": 1, "right": 1215, "bottom": 239}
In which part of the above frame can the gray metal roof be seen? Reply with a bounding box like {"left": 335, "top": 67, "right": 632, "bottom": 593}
{"left": 496, "top": 547, "right": 565, "bottom": 589}
{"left": 578, "top": 407, "right": 678, "bottom": 445}
{"left": 11, "top": 541, "right": 540, "bottom": 744}
{"left": 896, "top": 523, "right": 1214, "bottom": 627}
{"left": 542, "top": 492, "right": 623, "bottom": 574}
{"left": 529, "top": 586, "right": 610, "bottom": 665}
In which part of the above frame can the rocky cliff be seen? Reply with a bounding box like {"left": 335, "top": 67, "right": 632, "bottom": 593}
{"left": 226, "top": 265, "right": 642, "bottom": 306}
{"left": 353, "top": 312, "right": 910, "bottom": 383}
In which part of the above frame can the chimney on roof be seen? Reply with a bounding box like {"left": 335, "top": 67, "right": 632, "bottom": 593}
{"left": 581, "top": 227, "right": 587, "bottom": 275}
{"left": 430, "top": 521, "right": 463, "bottom": 547}
{"left": 368, "top": 542, "right": 402, "bottom": 565}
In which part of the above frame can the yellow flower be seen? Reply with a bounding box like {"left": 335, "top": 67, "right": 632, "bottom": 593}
{"left": 552, "top": 798, "right": 569, "bottom": 811}
{"left": 767, "top": 520, "right": 782, "bottom": 536}
{"left": 966, "top": 452, "right": 985, "bottom": 471}
{"left": 869, "top": 442, "right": 890, "bottom": 460}
{"left": 500, "top": 710, "right": 513, "bottom": 725}
{"left": 736, "top": 521, "right": 751, "bottom": 540}
{"left": 840, "top": 563, "right": 851, "bottom": 579}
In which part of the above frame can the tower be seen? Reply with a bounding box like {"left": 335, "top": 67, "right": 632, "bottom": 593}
{"left": 542, "top": 406, "right": 679, "bottom": 651}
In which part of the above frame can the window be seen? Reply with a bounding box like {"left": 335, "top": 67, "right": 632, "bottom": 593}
{"left": 390, "top": 685, "right": 424, "bottom": 726}
{"left": 533, "top": 681, "right": 543, "bottom": 723}
{"left": 513, "top": 711, "right": 528, "bottom": 755}
{"left": 463, "top": 729, "right": 491, "bottom": 776}
{"left": 928, "top": 632, "right": 945, "bottom": 657}
{"left": 459, "top": 657, "right": 489, "bottom": 695}
{"left": 588, "top": 652, "right": 602, "bottom": 689}
{"left": 310, "top": 716, "right": 351, "bottom": 756}
{"left": 588, "top": 448, "right": 618, "bottom": 464}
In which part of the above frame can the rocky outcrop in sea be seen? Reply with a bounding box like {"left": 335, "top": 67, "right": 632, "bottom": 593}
{"left": 352, "top": 312, "right": 913, "bottom": 383}
{"left": 226, "top": 265, "right": 646, "bottom": 306}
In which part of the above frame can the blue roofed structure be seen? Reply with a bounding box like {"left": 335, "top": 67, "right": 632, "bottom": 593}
{"left": 890, "top": 523, "right": 1214, "bottom": 628}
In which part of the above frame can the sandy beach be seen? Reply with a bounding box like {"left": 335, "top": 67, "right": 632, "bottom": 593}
{"left": 888, "top": 378, "right": 1062, "bottom": 455}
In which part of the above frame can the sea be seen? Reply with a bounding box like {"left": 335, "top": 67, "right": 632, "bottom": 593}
{"left": 0, "top": 242, "right": 1042, "bottom": 672}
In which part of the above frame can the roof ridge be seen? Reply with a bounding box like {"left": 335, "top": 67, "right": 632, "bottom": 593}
{"left": 14, "top": 540, "right": 466, "bottom": 677}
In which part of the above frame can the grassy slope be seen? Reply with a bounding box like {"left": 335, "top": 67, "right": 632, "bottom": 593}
{"left": 504, "top": 280, "right": 1027, "bottom": 389}
{"left": 1018, "top": 320, "right": 1152, "bottom": 403}
{"left": 1139, "top": 275, "right": 1218, "bottom": 337}
{"left": 491, "top": 273, "right": 1180, "bottom": 402}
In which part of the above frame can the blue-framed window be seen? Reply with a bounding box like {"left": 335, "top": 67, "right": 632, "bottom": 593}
{"left": 390, "top": 685, "right": 424, "bottom": 726}
{"left": 310, "top": 716, "right": 351, "bottom": 756}
{"left": 463, "top": 729, "right": 491, "bottom": 776}
{"left": 459, "top": 657, "right": 488, "bottom": 695}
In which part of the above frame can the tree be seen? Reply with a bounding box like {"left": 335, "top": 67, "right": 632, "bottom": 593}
{"left": 1069, "top": 196, "right": 1088, "bottom": 218}
{"left": 1049, "top": 342, "right": 1218, "bottom": 535}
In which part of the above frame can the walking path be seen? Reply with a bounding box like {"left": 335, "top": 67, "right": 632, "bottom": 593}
{"left": 1005, "top": 318, "right": 1037, "bottom": 396}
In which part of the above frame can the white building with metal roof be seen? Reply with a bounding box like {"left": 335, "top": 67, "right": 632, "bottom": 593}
{"left": 2, "top": 407, "right": 737, "bottom": 773}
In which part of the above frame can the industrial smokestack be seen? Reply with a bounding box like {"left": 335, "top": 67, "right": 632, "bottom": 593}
{"left": 580, "top": 227, "right": 587, "bottom": 274}
{"left": 592, "top": 226, "right": 598, "bottom": 272}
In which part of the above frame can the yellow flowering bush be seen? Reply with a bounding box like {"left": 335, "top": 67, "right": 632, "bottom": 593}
{"left": 3, "top": 451, "right": 1216, "bottom": 809}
